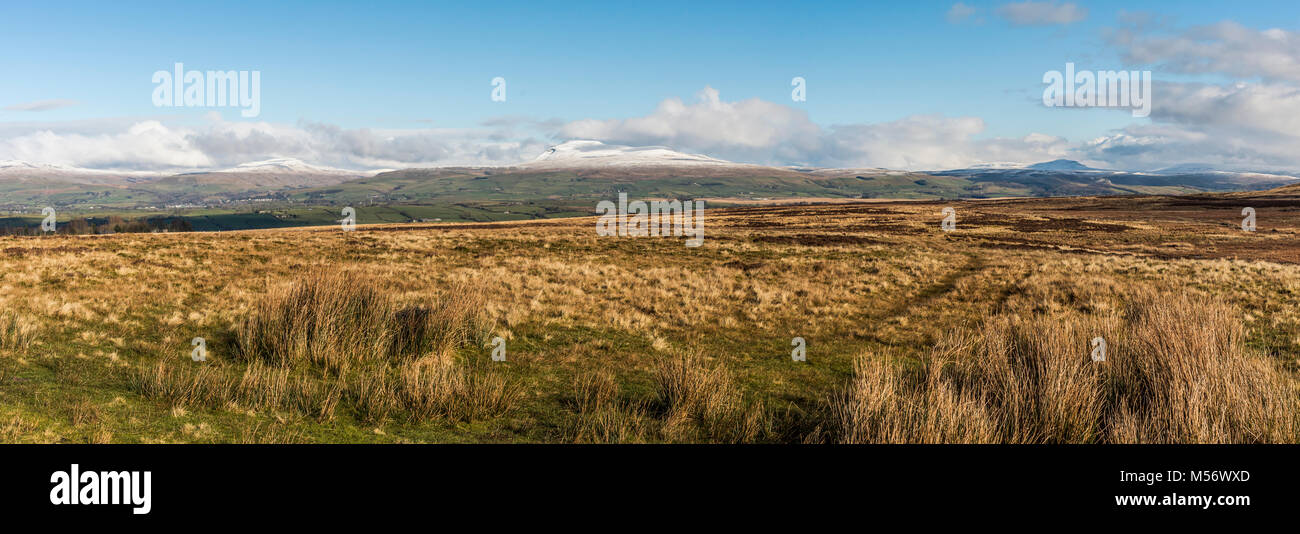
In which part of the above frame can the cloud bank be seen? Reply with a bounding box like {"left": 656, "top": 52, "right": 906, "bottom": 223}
{"left": 1087, "top": 21, "right": 1300, "bottom": 170}
{"left": 0, "top": 116, "right": 550, "bottom": 171}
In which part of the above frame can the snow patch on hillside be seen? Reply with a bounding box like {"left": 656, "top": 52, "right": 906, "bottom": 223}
{"left": 523, "top": 140, "right": 736, "bottom": 168}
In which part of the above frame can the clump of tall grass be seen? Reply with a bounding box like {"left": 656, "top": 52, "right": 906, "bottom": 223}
{"left": 829, "top": 292, "right": 1298, "bottom": 444}
{"left": 563, "top": 356, "right": 769, "bottom": 443}
{"left": 233, "top": 273, "right": 493, "bottom": 373}
{"left": 653, "top": 351, "right": 768, "bottom": 443}
{"left": 1107, "top": 292, "right": 1296, "bottom": 443}
{"left": 344, "top": 357, "right": 521, "bottom": 425}
{"left": 0, "top": 311, "right": 37, "bottom": 351}
{"left": 565, "top": 369, "right": 649, "bottom": 443}
{"left": 398, "top": 354, "right": 520, "bottom": 423}
{"left": 135, "top": 273, "right": 514, "bottom": 427}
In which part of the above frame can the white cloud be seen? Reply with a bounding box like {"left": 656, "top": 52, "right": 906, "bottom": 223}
{"left": 7, "top": 56, "right": 1300, "bottom": 174}
{"left": 1153, "top": 81, "right": 1300, "bottom": 135}
{"left": 947, "top": 3, "right": 977, "bottom": 24}
{"left": 559, "top": 87, "right": 824, "bottom": 166}
{"left": 0, "top": 88, "right": 1075, "bottom": 172}
{"left": 560, "top": 87, "right": 1066, "bottom": 169}
{"left": 825, "top": 115, "right": 1070, "bottom": 169}
{"left": 3, "top": 99, "right": 79, "bottom": 112}
{"left": 1112, "top": 21, "right": 1300, "bottom": 82}
{"left": 0, "top": 116, "right": 549, "bottom": 171}
{"left": 997, "top": 2, "right": 1087, "bottom": 26}
{"left": 1080, "top": 121, "right": 1300, "bottom": 171}
{"left": 1, "top": 121, "right": 211, "bottom": 170}
{"left": 0, "top": 87, "right": 1069, "bottom": 172}
{"left": 1077, "top": 80, "right": 1300, "bottom": 171}
{"left": 1075, "top": 19, "right": 1300, "bottom": 171}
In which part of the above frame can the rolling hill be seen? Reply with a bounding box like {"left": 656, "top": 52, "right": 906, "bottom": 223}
{"left": 0, "top": 142, "right": 1296, "bottom": 215}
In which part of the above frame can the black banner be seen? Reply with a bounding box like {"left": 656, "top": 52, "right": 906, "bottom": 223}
{"left": 1, "top": 445, "right": 1292, "bottom": 523}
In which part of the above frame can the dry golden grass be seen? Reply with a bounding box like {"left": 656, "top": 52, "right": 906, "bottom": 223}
{"left": 830, "top": 291, "right": 1297, "bottom": 443}
{"left": 128, "top": 359, "right": 343, "bottom": 421}
{"left": 0, "top": 193, "right": 1298, "bottom": 443}
{"left": 233, "top": 273, "right": 493, "bottom": 374}
{"left": 653, "top": 351, "right": 768, "bottom": 442}
{"left": 130, "top": 275, "right": 516, "bottom": 427}
{"left": 398, "top": 353, "right": 520, "bottom": 423}
{"left": 0, "top": 311, "right": 36, "bottom": 351}
{"left": 567, "top": 369, "right": 650, "bottom": 443}
{"left": 562, "top": 354, "right": 768, "bottom": 443}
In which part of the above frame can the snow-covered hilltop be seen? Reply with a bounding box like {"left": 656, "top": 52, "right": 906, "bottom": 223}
{"left": 213, "top": 158, "right": 374, "bottom": 176}
{"left": 0, "top": 160, "right": 165, "bottom": 184}
{"left": 523, "top": 140, "right": 736, "bottom": 168}
{"left": 0, "top": 157, "right": 385, "bottom": 187}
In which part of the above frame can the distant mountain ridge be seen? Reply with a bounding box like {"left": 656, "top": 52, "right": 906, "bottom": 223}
{"left": 0, "top": 142, "right": 1297, "bottom": 209}
{"left": 1027, "top": 159, "right": 1096, "bottom": 171}
{"left": 524, "top": 140, "right": 737, "bottom": 168}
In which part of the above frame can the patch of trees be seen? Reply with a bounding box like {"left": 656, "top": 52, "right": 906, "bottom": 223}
{"left": 0, "top": 215, "right": 193, "bottom": 236}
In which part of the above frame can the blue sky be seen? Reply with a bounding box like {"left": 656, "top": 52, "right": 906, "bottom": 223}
{"left": 1, "top": 1, "right": 1298, "bottom": 171}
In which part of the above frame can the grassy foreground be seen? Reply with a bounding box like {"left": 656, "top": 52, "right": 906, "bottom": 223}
{"left": 1, "top": 194, "right": 1299, "bottom": 443}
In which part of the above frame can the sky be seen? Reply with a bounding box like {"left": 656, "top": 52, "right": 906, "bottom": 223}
{"left": 1, "top": 0, "right": 1298, "bottom": 172}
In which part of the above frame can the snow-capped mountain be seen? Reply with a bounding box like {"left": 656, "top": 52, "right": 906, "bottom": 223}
{"left": 1153, "top": 163, "right": 1222, "bottom": 174}
{"left": 212, "top": 158, "right": 379, "bottom": 176}
{"left": 163, "top": 158, "right": 382, "bottom": 189}
{"left": 965, "top": 162, "right": 1030, "bottom": 170}
{"left": 937, "top": 159, "right": 1106, "bottom": 173}
{"left": 523, "top": 140, "right": 738, "bottom": 168}
{"left": 3, "top": 144, "right": 1298, "bottom": 209}
{"left": 1026, "top": 159, "right": 1099, "bottom": 172}
{"left": 0, "top": 160, "right": 166, "bottom": 184}
{"left": 0, "top": 157, "right": 385, "bottom": 190}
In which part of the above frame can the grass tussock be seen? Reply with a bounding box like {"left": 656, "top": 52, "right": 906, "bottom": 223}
{"left": 343, "top": 356, "right": 522, "bottom": 424}
{"left": 0, "top": 311, "right": 37, "bottom": 351}
{"left": 562, "top": 354, "right": 772, "bottom": 443}
{"left": 349, "top": 352, "right": 521, "bottom": 424}
{"left": 233, "top": 272, "right": 493, "bottom": 373}
{"left": 566, "top": 369, "right": 650, "bottom": 443}
{"left": 398, "top": 354, "right": 520, "bottom": 423}
{"left": 132, "top": 274, "right": 515, "bottom": 428}
{"left": 830, "top": 292, "right": 1298, "bottom": 444}
{"left": 653, "top": 352, "right": 768, "bottom": 443}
